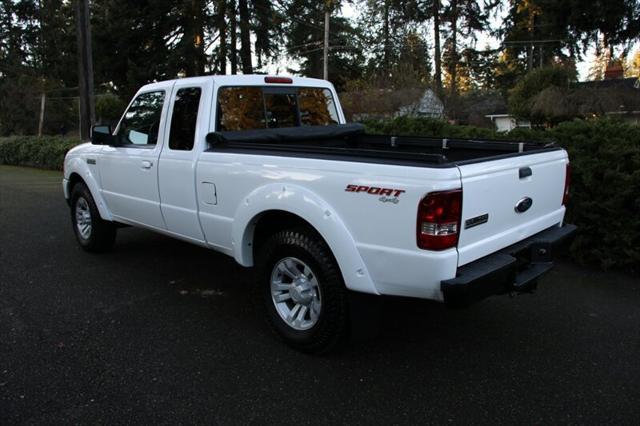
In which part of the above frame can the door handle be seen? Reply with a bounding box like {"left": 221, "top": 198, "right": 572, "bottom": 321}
{"left": 141, "top": 160, "right": 153, "bottom": 169}
{"left": 519, "top": 166, "right": 532, "bottom": 179}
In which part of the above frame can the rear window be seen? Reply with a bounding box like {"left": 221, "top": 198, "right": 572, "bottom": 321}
{"left": 217, "top": 87, "right": 339, "bottom": 131}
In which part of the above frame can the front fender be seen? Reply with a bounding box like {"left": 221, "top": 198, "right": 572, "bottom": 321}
{"left": 64, "top": 155, "right": 113, "bottom": 222}
{"left": 232, "top": 183, "right": 378, "bottom": 295}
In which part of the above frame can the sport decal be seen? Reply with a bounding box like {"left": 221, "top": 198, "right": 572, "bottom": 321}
{"left": 345, "top": 184, "right": 406, "bottom": 204}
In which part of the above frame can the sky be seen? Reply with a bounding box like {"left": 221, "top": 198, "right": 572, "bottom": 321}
{"left": 268, "top": 3, "right": 639, "bottom": 83}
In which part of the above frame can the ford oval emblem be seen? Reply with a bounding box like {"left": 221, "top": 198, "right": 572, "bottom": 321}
{"left": 515, "top": 197, "right": 533, "bottom": 213}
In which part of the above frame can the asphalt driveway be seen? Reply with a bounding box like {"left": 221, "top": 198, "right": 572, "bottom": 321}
{"left": 1, "top": 165, "right": 639, "bottom": 424}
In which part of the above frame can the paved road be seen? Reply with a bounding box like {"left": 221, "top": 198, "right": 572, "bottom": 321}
{"left": 1, "top": 165, "right": 639, "bottom": 424}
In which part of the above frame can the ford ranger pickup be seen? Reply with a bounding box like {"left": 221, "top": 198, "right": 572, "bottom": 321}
{"left": 63, "top": 75, "right": 576, "bottom": 352}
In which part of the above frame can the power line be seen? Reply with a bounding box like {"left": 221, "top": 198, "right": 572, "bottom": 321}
{"left": 503, "top": 39, "right": 564, "bottom": 44}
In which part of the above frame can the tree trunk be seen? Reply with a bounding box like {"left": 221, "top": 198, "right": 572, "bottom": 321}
{"left": 433, "top": 0, "right": 442, "bottom": 95}
{"left": 217, "top": 0, "right": 227, "bottom": 74}
{"left": 229, "top": 0, "right": 237, "bottom": 74}
{"left": 75, "top": 0, "right": 95, "bottom": 140}
{"left": 193, "top": 0, "right": 205, "bottom": 75}
{"left": 383, "top": 0, "right": 390, "bottom": 76}
{"left": 238, "top": 0, "right": 252, "bottom": 73}
{"left": 527, "top": 6, "right": 534, "bottom": 71}
{"left": 449, "top": 0, "right": 458, "bottom": 95}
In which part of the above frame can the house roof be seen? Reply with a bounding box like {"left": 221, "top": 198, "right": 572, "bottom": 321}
{"left": 573, "top": 77, "right": 639, "bottom": 90}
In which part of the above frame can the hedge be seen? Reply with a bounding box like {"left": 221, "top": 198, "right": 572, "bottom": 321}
{"left": 363, "top": 117, "right": 640, "bottom": 270}
{"left": 544, "top": 119, "right": 640, "bottom": 270}
{"left": 2, "top": 118, "right": 638, "bottom": 270}
{"left": 0, "top": 136, "right": 81, "bottom": 171}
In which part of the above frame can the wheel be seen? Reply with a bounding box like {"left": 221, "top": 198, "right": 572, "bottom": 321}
{"left": 256, "top": 228, "right": 349, "bottom": 353}
{"left": 70, "top": 182, "right": 116, "bottom": 252}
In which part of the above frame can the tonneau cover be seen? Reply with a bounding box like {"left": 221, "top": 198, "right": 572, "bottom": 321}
{"left": 207, "top": 123, "right": 365, "bottom": 145}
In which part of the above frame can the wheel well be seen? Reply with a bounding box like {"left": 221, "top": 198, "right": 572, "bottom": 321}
{"left": 68, "top": 172, "right": 85, "bottom": 194}
{"left": 251, "top": 210, "right": 322, "bottom": 256}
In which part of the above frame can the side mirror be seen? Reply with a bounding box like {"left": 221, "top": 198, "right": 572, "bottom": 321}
{"left": 91, "top": 125, "right": 114, "bottom": 145}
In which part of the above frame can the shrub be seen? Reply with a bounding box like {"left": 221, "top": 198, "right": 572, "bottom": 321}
{"left": 95, "top": 93, "right": 126, "bottom": 125}
{"left": 548, "top": 119, "right": 640, "bottom": 270}
{"left": 0, "top": 136, "right": 81, "bottom": 170}
{"left": 362, "top": 116, "right": 502, "bottom": 140}
{"left": 508, "top": 66, "right": 574, "bottom": 124}
{"left": 362, "top": 116, "right": 640, "bottom": 270}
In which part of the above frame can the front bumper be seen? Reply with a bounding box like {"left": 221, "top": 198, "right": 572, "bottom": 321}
{"left": 62, "top": 178, "right": 70, "bottom": 205}
{"left": 441, "top": 224, "right": 577, "bottom": 307}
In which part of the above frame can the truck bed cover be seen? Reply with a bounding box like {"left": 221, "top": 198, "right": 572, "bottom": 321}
{"left": 206, "top": 124, "right": 560, "bottom": 168}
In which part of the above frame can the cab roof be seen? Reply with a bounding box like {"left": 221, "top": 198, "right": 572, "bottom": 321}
{"left": 138, "top": 74, "right": 334, "bottom": 93}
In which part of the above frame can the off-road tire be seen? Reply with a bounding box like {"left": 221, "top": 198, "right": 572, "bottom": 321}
{"left": 70, "top": 182, "right": 116, "bottom": 252}
{"left": 256, "top": 228, "right": 349, "bottom": 353}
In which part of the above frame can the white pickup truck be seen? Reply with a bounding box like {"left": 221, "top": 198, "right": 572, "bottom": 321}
{"left": 63, "top": 75, "right": 576, "bottom": 352}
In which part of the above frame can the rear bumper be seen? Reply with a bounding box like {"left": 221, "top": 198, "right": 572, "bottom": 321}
{"left": 441, "top": 223, "right": 577, "bottom": 307}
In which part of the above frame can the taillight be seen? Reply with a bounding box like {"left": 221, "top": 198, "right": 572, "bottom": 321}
{"left": 562, "top": 163, "right": 571, "bottom": 206}
{"left": 264, "top": 76, "right": 293, "bottom": 84}
{"left": 417, "top": 189, "right": 462, "bottom": 251}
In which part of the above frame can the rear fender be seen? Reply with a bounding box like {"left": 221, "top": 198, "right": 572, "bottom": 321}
{"left": 232, "top": 183, "right": 378, "bottom": 295}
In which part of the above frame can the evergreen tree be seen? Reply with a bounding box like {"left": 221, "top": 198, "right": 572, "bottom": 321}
{"left": 238, "top": 0, "right": 252, "bottom": 73}
{"left": 285, "top": 0, "right": 364, "bottom": 90}
{"left": 252, "top": 0, "right": 285, "bottom": 69}
{"left": 588, "top": 44, "right": 611, "bottom": 81}
{"left": 441, "top": 0, "right": 491, "bottom": 95}
{"left": 625, "top": 50, "right": 640, "bottom": 77}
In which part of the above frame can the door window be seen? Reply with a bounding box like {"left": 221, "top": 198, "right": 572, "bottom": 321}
{"left": 168, "top": 87, "right": 202, "bottom": 151}
{"left": 116, "top": 91, "right": 165, "bottom": 146}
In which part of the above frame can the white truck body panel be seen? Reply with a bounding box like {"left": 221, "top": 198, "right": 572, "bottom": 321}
{"left": 63, "top": 75, "right": 570, "bottom": 302}
{"left": 456, "top": 150, "right": 568, "bottom": 266}
{"left": 157, "top": 77, "right": 212, "bottom": 242}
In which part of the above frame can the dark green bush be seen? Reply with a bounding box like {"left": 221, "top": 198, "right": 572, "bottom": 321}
{"left": 363, "top": 117, "right": 640, "bottom": 270}
{"left": 362, "top": 116, "right": 499, "bottom": 139}
{"left": 0, "top": 136, "right": 81, "bottom": 170}
{"left": 548, "top": 119, "right": 640, "bottom": 270}
{"left": 95, "top": 93, "right": 126, "bottom": 125}
{"left": 508, "top": 66, "right": 575, "bottom": 124}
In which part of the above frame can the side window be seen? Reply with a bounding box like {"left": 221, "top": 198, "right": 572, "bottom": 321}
{"left": 169, "top": 87, "right": 202, "bottom": 151}
{"left": 116, "top": 91, "right": 165, "bottom": 146}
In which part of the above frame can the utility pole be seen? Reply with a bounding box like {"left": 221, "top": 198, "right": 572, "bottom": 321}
{"left": 37, "top": 0, "right": 46, "bottom": 137}
{"left": 323, "top": 1, "right": 331, "bottom": 80}
{"left": 75, "top": 0, "right": 95, "bottom": 141}
{"left": 38, "top": 92, "right": 46, "bottom": 137}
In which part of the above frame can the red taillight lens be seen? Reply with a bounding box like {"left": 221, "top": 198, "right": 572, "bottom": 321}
{"left": 562, "top": 163, "right": 571, "bottom": 206}
{"left": 264, "top": 76, "right": 293, "bottom": 84}
{"left": 417, "top": 189, "right": 462, "bottom": 251}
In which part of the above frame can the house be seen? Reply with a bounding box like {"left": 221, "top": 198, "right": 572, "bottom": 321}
{"left": 485, "top": 113, "right": 531, "bottom": 132}
{"left": 343, "top": 87, "right": 444, "bottom": 122}
{"left": 396, "top": 88, "right": 444, "bottom": 119}
{"left": 486, "top": 65, "right": 640, "bottom": 130}
{"left": 573, "top": 76, "right": 640, "bottom": 125}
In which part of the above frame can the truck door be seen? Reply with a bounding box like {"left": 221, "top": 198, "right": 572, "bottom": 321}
{"left": 158, "top": 80, "right": 207, "bottom": 242}
{"left": 99, "top": 90, "right": 168, "bottom": 229}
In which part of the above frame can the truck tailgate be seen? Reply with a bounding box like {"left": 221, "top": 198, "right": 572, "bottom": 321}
{"left": 456, "top": 150, "right": 568, "bottom": 266}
